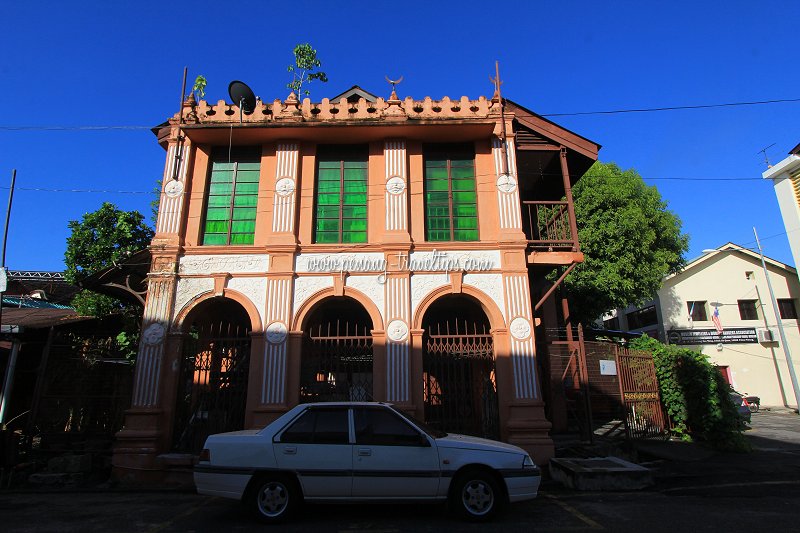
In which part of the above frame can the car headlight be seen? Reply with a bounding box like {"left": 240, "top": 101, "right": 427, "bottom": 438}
{"left": 523, "top": 455, "right": 536, "bottom": 468}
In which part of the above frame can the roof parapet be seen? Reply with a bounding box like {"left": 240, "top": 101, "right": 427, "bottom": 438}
{"left": 172, "top": 95, "right": 499, "bottom": 125}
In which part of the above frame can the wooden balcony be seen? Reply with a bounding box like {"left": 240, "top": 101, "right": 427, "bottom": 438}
{"left": 522, "top": 201, "right": 583, "bottom": 266}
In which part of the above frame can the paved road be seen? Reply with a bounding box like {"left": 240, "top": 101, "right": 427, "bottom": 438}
{"left": 2, "top": 409, "right": 799, "bottom": 532}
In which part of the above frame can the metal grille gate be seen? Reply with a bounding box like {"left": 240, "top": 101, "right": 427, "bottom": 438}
{"left": 616, "top": 349, "right": 668, "bottom": 440}
{"left": 300, "top": 320, "right": 373, "bottom": 403}
{"left": 173, "top": 321, "right": 251, "bottom": 453}
{"left": 423, "top": 321, "right": 499, "bottom": 439}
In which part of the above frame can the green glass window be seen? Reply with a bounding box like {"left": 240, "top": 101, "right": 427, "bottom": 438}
{"left": 424, "top": 145, "right": 478, "bottom": 241}
{"left": 202, "top": 148, "right": 261, "bottom": 245}
{"left": 314, "top": 145, "right": 368, "bottom": 243}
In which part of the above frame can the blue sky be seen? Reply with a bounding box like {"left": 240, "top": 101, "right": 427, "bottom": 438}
{"left": 1, "top": 1, "right": 798, "bottom": 272}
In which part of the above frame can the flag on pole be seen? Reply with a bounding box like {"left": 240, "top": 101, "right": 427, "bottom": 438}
{"left": 712, "top": 307, "right": 723, "bottom": 334}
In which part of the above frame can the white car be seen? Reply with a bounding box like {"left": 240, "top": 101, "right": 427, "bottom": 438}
{"left": 194, "top": 402, "right": 541, "bottom": 523}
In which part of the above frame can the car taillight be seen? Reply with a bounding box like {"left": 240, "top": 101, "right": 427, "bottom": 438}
{"left": 199, "top": 448, "right": 211, "bottom": 462}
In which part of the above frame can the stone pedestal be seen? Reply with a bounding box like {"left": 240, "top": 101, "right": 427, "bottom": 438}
{"left": 111, "top": 409, "right": 164, "bottom": 485}
{"left": 506, "top": 402, "right": 555, "bottom": 464}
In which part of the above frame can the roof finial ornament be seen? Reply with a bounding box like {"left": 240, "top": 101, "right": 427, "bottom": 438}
{"left": 385, "top": 75, "right": 404, "bottom": 102}
{"left": 489, "top": 61, "right": 503, "bottom": 102}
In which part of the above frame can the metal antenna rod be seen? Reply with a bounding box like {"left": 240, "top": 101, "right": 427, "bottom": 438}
{"left": 172, "top": 67, "right": 189, "bottom": 181}
{"left": 490, "top": 61, "right": 510, "bottom": 176}
{"left": 757, "top": 143, "right": 776, "bottom": 168}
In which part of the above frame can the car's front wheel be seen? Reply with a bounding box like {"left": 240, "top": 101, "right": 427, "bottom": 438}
{"left": 450, "top": 469, "right": 502, "bottom": 522}
{"left": 247, "top": 475, "right": 298, "bottom": 524}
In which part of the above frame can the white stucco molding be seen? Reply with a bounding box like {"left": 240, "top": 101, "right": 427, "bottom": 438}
{"left": 762, "top": 154, "right": 800, "bottom": 181}
{"left": 178, "top": 254, "right": 269, "bottom": 275}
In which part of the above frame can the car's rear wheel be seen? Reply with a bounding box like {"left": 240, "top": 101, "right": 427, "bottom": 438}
{"left": 247, "top": 475, "right": 298, "bottom": 524}
{"left": 450, "top": 469, "right": 502, "bottom": 522}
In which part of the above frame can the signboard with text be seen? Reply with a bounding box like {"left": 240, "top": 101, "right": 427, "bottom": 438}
{"left": 667, "top": 328, "right": 758, "bottom": 345}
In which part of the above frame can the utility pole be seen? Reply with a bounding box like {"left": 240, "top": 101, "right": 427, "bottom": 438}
{"left": 0, "top": 169, "right": 17, "bottom": 427}
{"left": 754, "top": 226, "right": 800, "bottom": 412}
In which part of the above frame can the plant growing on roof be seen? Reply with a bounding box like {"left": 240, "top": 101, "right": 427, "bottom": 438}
{"left": 192, "top": 74, "right": 207, "bottom": 100}
{"left": 286, "top": 43, "right": 328, "bottom": 97}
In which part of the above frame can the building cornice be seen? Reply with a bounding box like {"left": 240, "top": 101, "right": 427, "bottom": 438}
{"left": 763, "top": 154, "right": 800, "bottom": 181}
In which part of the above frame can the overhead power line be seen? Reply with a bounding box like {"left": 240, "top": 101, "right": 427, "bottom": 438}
{"left": 0, "top": 173, "right": 767, "bottom": 196}
{"left": 0, "top": 125, "right": 152, "bottom": 131}
{"left": 540, "top": 97, "right": 800, "bottom": 117}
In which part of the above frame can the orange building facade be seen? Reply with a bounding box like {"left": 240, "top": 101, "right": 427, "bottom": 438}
{"left": 112, "top": 86, "right": 599, "bottom": 484}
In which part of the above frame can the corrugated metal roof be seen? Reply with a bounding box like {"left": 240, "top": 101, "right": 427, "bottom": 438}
{"left": 1, "top": 296, "right": 74, "bottom": 310}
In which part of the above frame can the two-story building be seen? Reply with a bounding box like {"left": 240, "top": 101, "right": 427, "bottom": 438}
{"left": 602, "top": 243, "right": 800, "bottom": 408}
{"left": 111, "top": 84, "right": 599, "bottom": 484}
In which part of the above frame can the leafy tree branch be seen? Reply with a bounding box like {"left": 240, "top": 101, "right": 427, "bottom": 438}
{"left": 566, "top": 162, "right": 689, "bottom": 324}
{"left": 286, "top": 43, "right": 328, "bottom": 96}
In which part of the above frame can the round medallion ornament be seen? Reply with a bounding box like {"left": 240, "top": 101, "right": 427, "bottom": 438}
{"left": 266, "top": 321, "right": 288, "bottom": 344}
{"left": 143, "top": 323, "right": 166, "bottom": 346}
{"left": 387, "top": 319, "right": 409, "bottom": 342}
{"left": 386, "top": 176, "right": 406, "bottom": 195}
{"left": 496, "top": 173, "right": 517, "bottom": 193}
{"left": 509, "top": 317, "right": 532, "bottom": 340}
{"left": 164, "top": 180, "right": 184, "bottom": 198}
{"left": 275, "top": 177, "right": 296, "bottom": 197}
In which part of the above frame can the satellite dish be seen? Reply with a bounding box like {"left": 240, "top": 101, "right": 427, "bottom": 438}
{"left": 228, "top": 80, "right": 257, "bottom": 115}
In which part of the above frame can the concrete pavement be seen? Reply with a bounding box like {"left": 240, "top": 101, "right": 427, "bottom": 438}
{"left": 1, "top": 409, "right": 798, "bottom": 532}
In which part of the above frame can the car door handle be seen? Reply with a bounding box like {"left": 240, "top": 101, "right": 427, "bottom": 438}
{"left": 357, "top": 448, "right": 372, "bottom": 456}
{"left": 283, "top": 446, "right": 297, "bottom": 455}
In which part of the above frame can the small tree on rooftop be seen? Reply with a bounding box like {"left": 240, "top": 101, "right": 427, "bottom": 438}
{"left": 286, "top": 43, "right": 328, "bottom": 97}
{"left": 192, "top": 75, "right": 207, "bottom": 100}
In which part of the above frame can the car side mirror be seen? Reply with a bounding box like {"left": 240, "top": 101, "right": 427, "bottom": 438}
{"left": 416, "top": 434, "right": 431, "bottom": 447}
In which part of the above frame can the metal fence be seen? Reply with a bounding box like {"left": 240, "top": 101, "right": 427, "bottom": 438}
{"left": 545, "top": 326, "right": 667, "bottom": 441}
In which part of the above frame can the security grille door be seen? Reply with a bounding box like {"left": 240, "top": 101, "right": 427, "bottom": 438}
{"left": 616, "top": 349, "right": 668, "bottom": 440}
{"left": 423, "top": 319, "right": 499, "bottom": 440}
{"left": 300, "top": 319, "right": 373, "bottom": 403}
{"left": 173, "top": 319, "right": 251, "bottom": 453}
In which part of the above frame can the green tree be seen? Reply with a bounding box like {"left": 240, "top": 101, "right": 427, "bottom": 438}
{"left": 286, "top": 43, "right": 328, "bottom": 96}
{"left": 630, "top": 335, "right": 749, "bottom": 450}
{"left": 64, "top": 203, "right": 154, "bottom": 360}
{"left": 65, "top": 202, "right": 154, "bottom": 288}
{"left": 565, "top": 162, "right": 689, "bottom": 323}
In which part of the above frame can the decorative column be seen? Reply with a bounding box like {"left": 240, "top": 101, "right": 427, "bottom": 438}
{"left": 503, "top": 273, "right": 538, "bottom": 399}
{"left": 113, "top": 266, "right": 179, "bottom": 482}
{"left": 384, "top": 274, "right": 412, "bottom": 404}
{"left": 114, "top": 110, "right": 191, "bottom": 483}
{"left": 502, "top": 269, "right": 554, "bottom": 463}
{"left": 271, "top": 142, "right": 300, "bottom": 243}
{"left": 382, "top": 139, "right": 412, "bottom": 407}
{"left": 492, "top": 136, "right": 524, "bottom": 238}
{"left": 260, "top": 276, "right": 293, "bottom": 406}
{"left": 384, "top": 140, "right": 409, "bottom": 236}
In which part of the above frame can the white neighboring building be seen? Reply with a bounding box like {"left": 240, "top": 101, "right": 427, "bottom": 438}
{"left": 763, "top": 145, "right": 800, "bottom": 271}
{"left": 603, "top": 243, "right": 800, "bottom": 408}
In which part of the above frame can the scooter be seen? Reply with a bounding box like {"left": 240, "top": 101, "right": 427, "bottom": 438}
{"left": 742, "top": 394, "right": 760, "bottom": 413}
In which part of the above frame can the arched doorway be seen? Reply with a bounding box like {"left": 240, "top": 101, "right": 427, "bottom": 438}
{"left": 300, "top": 297, "right": 373, "bottom": 402}
{"left": 172, "top": 297, "right": 252, "bottom": 453}
{"left": 422, "top": 295, "right": 499, "bottom": 439}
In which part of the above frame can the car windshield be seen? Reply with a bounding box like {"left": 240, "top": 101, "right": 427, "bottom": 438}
{"left": 391, "top": 406, "right": 448, "bottom": 438}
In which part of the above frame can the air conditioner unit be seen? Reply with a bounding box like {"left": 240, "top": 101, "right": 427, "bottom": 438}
{"left": 758, "top": 329, "right": 775, "bottom": 343}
